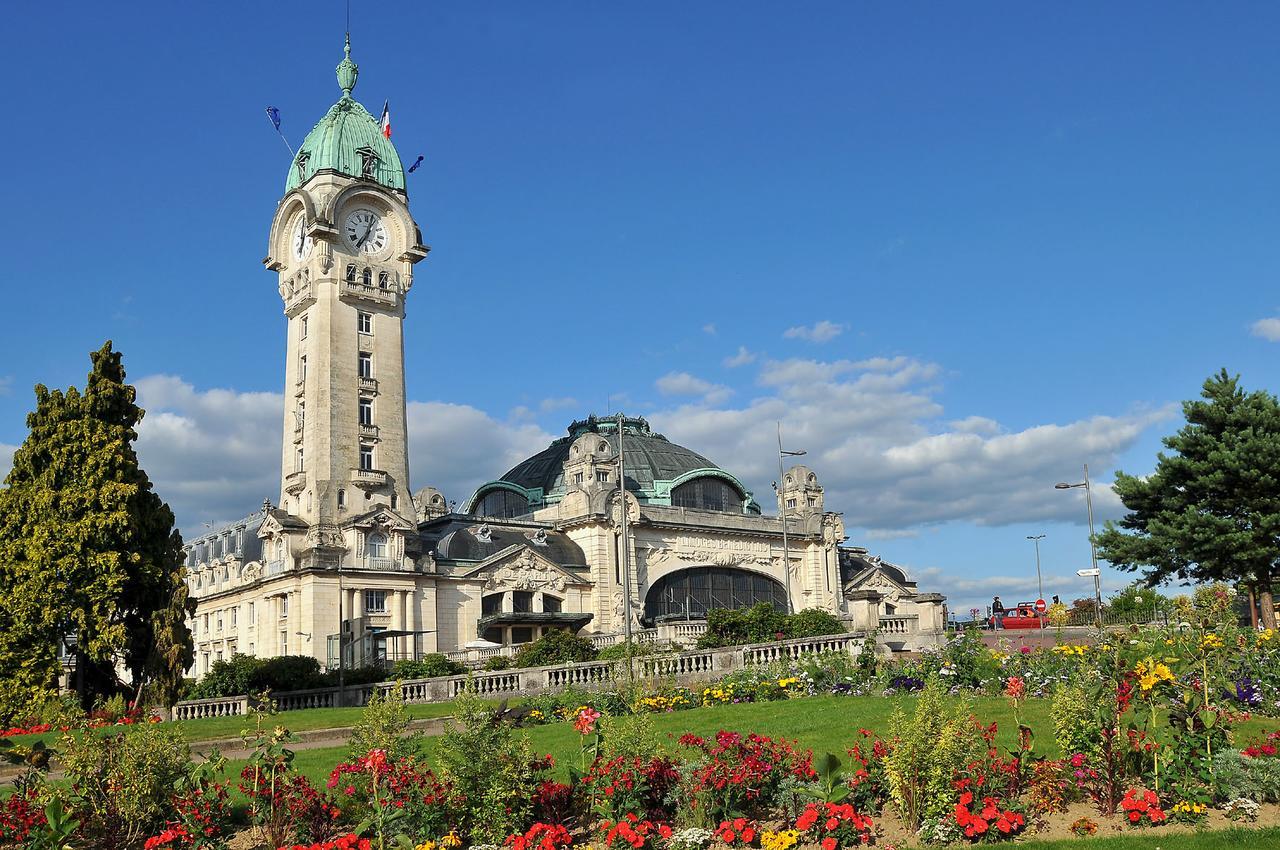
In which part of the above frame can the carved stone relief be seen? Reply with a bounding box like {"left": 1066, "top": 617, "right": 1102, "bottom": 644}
{"left": 484, "top": 549, "right": 568, "bottom": 592}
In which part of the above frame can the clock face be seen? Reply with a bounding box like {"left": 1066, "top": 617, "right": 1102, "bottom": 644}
{"left": 344, "top": 208, "right": 388, "bottom": 255}
{"left": 290, "top": 216, "right": 312, "bottom": 261}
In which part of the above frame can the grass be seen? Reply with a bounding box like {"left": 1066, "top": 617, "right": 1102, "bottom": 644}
{"left": 1007, "top": 828, "right": 1280, "bottom": 849}
{"left": 228, "top": 693, "right": 1280, "bottom": 785}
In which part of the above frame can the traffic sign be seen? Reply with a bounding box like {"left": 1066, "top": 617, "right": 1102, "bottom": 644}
{"left": 1077, "top": 568, "right": 1100, "bottom": 577}
{"left": 1035, "top": 598, "right": 1047, "bottom": 614}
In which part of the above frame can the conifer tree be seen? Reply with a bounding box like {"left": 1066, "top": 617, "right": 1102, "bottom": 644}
{"left": 0, "top": 343, "right": 193, "bottom": 716}
{"left": 1097, "top": 370, "right": 1280, "bottom": 629}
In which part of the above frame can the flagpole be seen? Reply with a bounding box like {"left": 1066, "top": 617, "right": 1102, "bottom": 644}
{"left": 265, "top": 107, "right": 295, "bottom": 158}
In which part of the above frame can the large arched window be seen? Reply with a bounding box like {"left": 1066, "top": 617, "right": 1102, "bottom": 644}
{"left": 671, "top": 477, "right": 743, "bottom": 513}
{"left": 366, "top": 533, "right": 387, "bottom": 559}
{"left": 644, "top": 567, "right": 787, "bottom": 622}
{"left": 474, "top": 488, "right": 530, "bottom": 519}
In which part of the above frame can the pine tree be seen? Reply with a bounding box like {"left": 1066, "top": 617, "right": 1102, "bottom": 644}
{"left": 0, "top": 343, "right": 193, "bottom": 716}
{"left": 1096, "top": 370, "right": 1280, "bottom": 629}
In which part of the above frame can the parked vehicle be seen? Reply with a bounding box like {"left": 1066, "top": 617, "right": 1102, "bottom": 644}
{"left": 992, "top": 602, "right": 1045, "bottom": 630}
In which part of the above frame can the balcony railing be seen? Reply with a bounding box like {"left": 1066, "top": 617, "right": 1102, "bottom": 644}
{"left": 284, "top": 470, "right": 307, "bottom": 494}
{"left": 351, "top": 468, "right": 388, "bottom": 489}
{"left": 341, "top": 280, "right": 398, "bottom": 307}
{"left": 265, "top": 560, "right": 288, "bottom": 576}
{"left": 363, "top": 557, "right": 402, "bottom": 571}
{"left": 358, "top": 376, "right": 378, "bottom": 393}
{"left": 359, "top": 423, "right": 379, "bottom": 439}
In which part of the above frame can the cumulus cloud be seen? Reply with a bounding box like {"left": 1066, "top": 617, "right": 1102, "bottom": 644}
{"left": 723, "top": 346, "right": 756, "bottom": 369}
{"left": 646, "top": 355, "right": 1172, "bottom": 532}
{"left": 655, "top": 372, "right": 733, "bottom": 406}
{"left": 0, "top": 443, "right": 15, "bottom": 482}
{"left": 783, "top": 320, "right": 846, "bottom": 343}
{"left": 1251, "top": 318, "right": 1280, "bottom": 342}
{"left": 127, "top": 375, "right": 554, "bottom": 536}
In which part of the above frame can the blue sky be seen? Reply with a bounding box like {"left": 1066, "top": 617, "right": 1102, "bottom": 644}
{"left": 2, "top": 2, "right": 1278, "bottom": 613}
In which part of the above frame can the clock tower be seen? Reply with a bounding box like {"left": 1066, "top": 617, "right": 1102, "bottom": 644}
{"left": 263, "top": 37, "right": 429, "bottom": 569}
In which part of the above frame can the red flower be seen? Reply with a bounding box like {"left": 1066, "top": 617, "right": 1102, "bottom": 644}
{"left": 821, "top": 838, "right": 837, "bottom": 850}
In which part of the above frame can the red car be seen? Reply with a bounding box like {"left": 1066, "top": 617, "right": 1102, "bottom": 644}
{"left": 992, "top": 602, "right": 1046, "bottom": 630}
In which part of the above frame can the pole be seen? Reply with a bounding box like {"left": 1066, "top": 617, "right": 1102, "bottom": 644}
{"left": 617, "top": 415, "right": 635, "bottom": 681}
{"left": 1028, "top": 535, "right": 1045, "bottom": 601}
{"left": 337, "top": 561, "right": 345, "bottom": 705}
{"left": 777, "top": 423, "right": 793, "bottom": 614}
{"left": 1084, "top": 464, "right": 1102, "bottom": 629}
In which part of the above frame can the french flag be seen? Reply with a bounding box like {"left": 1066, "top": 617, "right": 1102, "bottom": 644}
{"left": 379, "top": 100, "right": 392, "bottom": 139}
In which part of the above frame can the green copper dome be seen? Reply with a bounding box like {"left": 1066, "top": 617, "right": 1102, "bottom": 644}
{"left": 285, "top": 36, "right": 405, "bottom": 194}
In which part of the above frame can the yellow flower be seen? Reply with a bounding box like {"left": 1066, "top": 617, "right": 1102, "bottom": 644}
{"left": 1052, "top": 644, "right": 1088, "bottom": 657}
{"left": 440, "top": 833, "right": 462, "bottom": 849}
{"left": 1201, "top": 633, "right": 1224, "bottom": 650}
{"left": 1259, "top": 628, "right": 1275, "bottom": 643}
{"left": 1134, "top": 658, "right": 1175, "bottom": 693}
{"left": 414, "top": 842, "right": 437, "bottom": 850}
{"left": 761, "top": 830, "right": 801, "bottom": 850}
{"left": 1172, "top": 800, "right": 1206, "bottom": 815}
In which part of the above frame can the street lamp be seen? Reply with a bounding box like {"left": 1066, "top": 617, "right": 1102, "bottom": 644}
{"left": 775, "top": 422, "right": 806, "bottom": 615}
{"left": 1026, "top": 534, "right": 1046, "bottom": 601}
{"left": 1055, "top": 464, "right": 1103, "bottom": 628}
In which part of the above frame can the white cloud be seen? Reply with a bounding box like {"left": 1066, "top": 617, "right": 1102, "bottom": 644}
{"left": 129, "top": 375, "right": 554, "bottom": 536}
{"left": 655, "top": 372, "right": 733, "bottom": 406}
{"left": 0, "top": 443, "right": 16, "bottom": 482}
{"left": 702, "top": 323, "right": 717, "bottom": 336}
{"left": 646, "top": 355, "right": 1173, "bottom": 532}
{"left": 539, "top": 397, "right": 578, "bottom": 413}
{"left": 912, "top": 566, "right": 1132, "bottom": 616}
{"left": 1251, "top": 318, "right": 1280, "bottom": 342}
{"left": 783, "top": 320, "right": 846, "bottom": 343}
{"left": 723, "top": 346, "right": 757, "bottom": 369}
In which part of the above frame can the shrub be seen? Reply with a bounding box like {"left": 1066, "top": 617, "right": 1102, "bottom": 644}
{"left": 513, "top": 631, "right": 598, "bottom": 668}
{"left": 675, "top": 731, "right": 815, "bottom": 824}
{"left": 347, "top": 684, "right": 416, "bottom": 762}
{"left": 328, "top": 750, "right": 455, "bottom": 842}
{"left": 697, "top": 604, "right": 787, "bottom": 649}
{"left": 188, "top": 653, "right": 265, "bottom": 699}
{"left": 597, "top": 640, "right": 663, "bottom": 661}
{"left": 435, "top": 689, "right": 552, "bottom": 843}
{"left": 785, "top": 609, "right": 845, "bottom": 640}
{"left": 331, "top": 665, "right": 388, "bottom": 687}
{"left": 484, "top": 655, "right": 513, "bottom": 671}
{"left": 56, "top": 718, "right": 192, "bottom": 848}
{"left": 254, "top": 655, "right": 326, "bottom": 692}
{"left": 392, "top": 654, "right": 466, "bottom": 679}
{"left": 1212, "top": 749, "right": 1280, "bottom": 802}
{"left": 883, "top": 679, "right": 984, "bottom": 830}
{"left": 1051, "top": 682, "right": 1100, "bottom": 762}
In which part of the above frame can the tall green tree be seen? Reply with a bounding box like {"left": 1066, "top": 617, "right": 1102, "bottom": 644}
{"left": 0, "top": 342, "right": 193, "bottom": 716}
{"left": 1096, "top": 370, "right": 1280, "bottom": 629}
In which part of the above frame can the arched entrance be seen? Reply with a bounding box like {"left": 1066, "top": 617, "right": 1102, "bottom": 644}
{"left": 643, "top": 566, "right": 788, "bottom": 623}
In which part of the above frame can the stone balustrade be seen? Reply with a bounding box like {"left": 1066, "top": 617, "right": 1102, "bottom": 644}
{"left": 174, "top": 629, "right": 883, "bottom": 717}
{"left": 878, "top": 615, "right": 919, "bottom": 635}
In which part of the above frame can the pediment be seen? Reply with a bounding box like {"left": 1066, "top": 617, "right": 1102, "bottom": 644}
{"left": 848, "top": 567, "right": 911, "bottom": 598}
{"left": 460, "top": 544, "right": 586, "bottom": 592}
{"left": 257, "top": 515, "right": 285, "bottom": 538}
{"left": 346, "top": 507, "right": 417, "bottom": 534}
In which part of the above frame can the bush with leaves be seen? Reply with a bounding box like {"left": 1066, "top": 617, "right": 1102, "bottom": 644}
{"left": 483, "top": 655, "right": 513, "bottom": 671}
{"left": 391, "top": 654, "right": 466, "bottom": 679}
{"left": 347, "top": 683, "right": 418, "bottom": 762}
{"left": 513, "top": 630, "right": 598, "bottom": 668}
{"left": 882, "top": 678, "right": 985, "bottom": 831}
{"left": 434, "top": 688, "right": 553, "bottom": 843}
{"left": 55, "top": 716, "right": 191, "bottom": 848}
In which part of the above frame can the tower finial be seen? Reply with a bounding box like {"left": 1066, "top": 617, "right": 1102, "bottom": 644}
{"left": 336, "top": 33, "right": 358, "bottom": 97}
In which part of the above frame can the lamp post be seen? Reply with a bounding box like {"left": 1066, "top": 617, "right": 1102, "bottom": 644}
{"left": 617, "top": 414, "right": 635, "bottom": 681}
{"left": 775, "top": 422, "right": 806, "bottom": 615}
{"left": 1026, "top": 534, "right": 1046, "bottom": 601}
{"left": 1055, "top": 464, "right": 1103, "bottom": 628}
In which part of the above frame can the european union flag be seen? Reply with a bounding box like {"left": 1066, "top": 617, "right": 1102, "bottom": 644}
{"left": 408, "top": 155, "right": 424, "bottom": 174}
{"left": 266, "top": 106, "right": 282, "bottom": 131}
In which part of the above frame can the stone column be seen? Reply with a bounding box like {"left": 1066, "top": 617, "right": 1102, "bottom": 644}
{"left": 407, "top": 587, "right": 420, "bottom": 660}
{"left": 391, "top": 590, "right": 404, "bottom": 660}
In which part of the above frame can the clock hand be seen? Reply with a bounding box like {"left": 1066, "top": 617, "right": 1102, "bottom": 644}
{"left": 357, "top": 220, "right": 376, "bottom": 247}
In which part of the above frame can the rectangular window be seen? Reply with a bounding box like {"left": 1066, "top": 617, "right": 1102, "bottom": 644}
{"left": 359, "top": 398, "right": 373, "bottom": 425}
{"left": 512, "top": 591, "right": 534, "bottom": 613}
{"left": 511, "top": 626, "right": 534, "bottom": 644}
{"left": 358, "top": 312, "right": 372, "bottom": 334}
{"left": 390, "top": 494, "right": 398, "bottom": 510}
{"left": 300, "top": 314, "right": 308, "bottom": 340}
{"left": 543, "top": 595, "right": 562, "bottom": 613}
{"left": 299, "top": 354, "right": 307, "bottom": 383}
{"left": 296, "top": 447, "right": 304, "bottom": 472}
{"left": 280, "top": 596, "right": 289, "bottom": 620}
{"left": 786, "top": 498, "right": 797, "bottom": 509}
{"left": 280, "top": 631, "right": 288, "bottom": 655}
{"left": 248, "top": 602, "right": 255, "bottom": 624}
{"left": 365, "top": 590, "right": 388, "bottom": 614}
{"left": 596, "top": 470, "right": 610, "bottom": 483}
{"left": 377, "top": 271, "right": 389, "bottom": 289}
{"left": 337, "top": 489, "right": 346, "bottom": 509}
{"left": 202, "top": 613, "right": 208, "bottom": 634}
{"left": 574, "top": 472, "right": 584, "bottom": 485}
{"left": 358, "top": 352, "right": 372, "bottom": 378}
{"left": 360, "top": 446, "right": 374, "bottom": 470}
{"left": 248, "top": 642, "right": 254, "bottom": 655}
{"left": 482, "top": 594, "right": 503, "bottom": 617}
{"left": 216, "top": 614, "right": 222, "bottom": 632}
{"left": 230, "top": 608, "right": 237, "bottom": 627}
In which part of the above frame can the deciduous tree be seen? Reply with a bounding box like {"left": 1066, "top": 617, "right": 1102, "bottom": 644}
{"left": 1096, "top": 370, "right": 1280, "bottom": 629}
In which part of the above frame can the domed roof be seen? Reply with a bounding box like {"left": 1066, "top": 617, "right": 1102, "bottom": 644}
{"left": 285, "top": 37, "right": 405, "bottom": 194}
{"left": 473, "top": 415, "right": 758, "bottom": 513}
{"left": 426, "top": 520, "right": 588, "bottom": 568}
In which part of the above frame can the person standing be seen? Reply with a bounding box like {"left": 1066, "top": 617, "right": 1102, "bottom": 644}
{"left": 992, "top": 596, "right": 1006, "bottom": 629}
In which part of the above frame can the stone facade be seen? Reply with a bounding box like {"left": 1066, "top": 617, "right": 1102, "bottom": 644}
{"left": 182, "top": 41, "right": 946, "bottom": 679}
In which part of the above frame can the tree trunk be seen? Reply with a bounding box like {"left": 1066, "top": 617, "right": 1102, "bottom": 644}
{"left": 1260, "top": 584, "right": 1277, "bottom": 631}
{"left": 1249, "top": 586, "right": 1259, "bottom": 629}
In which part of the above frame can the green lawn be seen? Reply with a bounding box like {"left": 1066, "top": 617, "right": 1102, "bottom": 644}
{"left": 1009, "top": 829, "right": 1280, "bottom": 849}
{"left": 232, "top": 694, "right": 1280, "bottom": 785}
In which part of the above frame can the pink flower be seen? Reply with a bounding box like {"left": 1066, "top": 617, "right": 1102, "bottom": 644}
{"left": 573, "top": 707, "right": 601, "bottom": 735}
